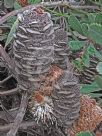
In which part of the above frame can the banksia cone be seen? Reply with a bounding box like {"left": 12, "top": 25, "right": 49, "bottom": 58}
{"left": 53, "top": 28, "right": 71, "bottom": 70}
{"left": 81, "top": 57, "right": 99, "bottom": 84}
{"left": 52, "top": 70, "right": 80, "bottom": 131}
{"left": 13, "top": 7, "right": 80, "bottom": 136}
{"left": 13, "top": 8, "right": 54, "bottom": 93}
{"left": 69, "top": 95, "right": 102, "bottom": 136}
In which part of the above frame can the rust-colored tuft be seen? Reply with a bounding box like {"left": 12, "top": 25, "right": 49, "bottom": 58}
{"left": 33, "top": 7, "right": 44, "bottom": 14}
{"left": 69, "top": 95, "right": 102, "bottom": 136}
{"left": 17, "top": 0, "right": 28, "bottom": 7}
{"left": 96, "top": 131, "right": 102, "bottom": 136}
{"left": 31, "top": 66, "right": 63, "bottom": 101}
{"left": 32, "top": 91, "right": 44, "bottom": 104}
{"left": 48, "top": 65, "right": 63, "bottom": 81}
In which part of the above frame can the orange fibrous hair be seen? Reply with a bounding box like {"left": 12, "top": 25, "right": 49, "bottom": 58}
{"left": 33, "top": 7, "right": 44, "bottom": 14}
{"left": 32, "top": 91, "right": 44, "bottom": 104}
{"left": 31, "top": 66, "right": 63, "bottom": 103}
{"left": 69, "top": 95, "right": 102, "bottom": 136}
{"left": 48, "top": 65, "right": 63, "bottom": 81}
{"left": 17, "top": 0, "right": 28, "bottom": 7}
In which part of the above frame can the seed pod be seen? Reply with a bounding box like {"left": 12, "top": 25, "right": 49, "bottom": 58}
{"left": 13, "top": 8, "right": 54, "bottom": 93}
{"left": 52, "top": 70, "right": 80, "bottom": 130}
{"left": 53, "top": 28, "right": 71, "bottom": 70}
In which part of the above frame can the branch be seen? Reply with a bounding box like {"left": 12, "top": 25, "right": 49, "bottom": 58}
{"left": 0, "top": 121, "right": 39, "bottom": 132}
{"left": 0, "top": 88, "right": 19, "bottom": 96}
{"left": 0, "top": 45, "right": 16, "bottom": 76}
{"left": 0, "top": 75, "right": 13, "bottom": 85}
{"left": 0, "top": 1, "right": 99, "bottom": 25}
{"left": 0, "top": 108, "right": 18, "bottom": 122}
{"left": 7, "top": 92, "right": 28, "bottom": 136}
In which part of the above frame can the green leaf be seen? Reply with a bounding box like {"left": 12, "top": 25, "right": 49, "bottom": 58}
{"left": 88, "top": 13, "right": 95, "bottom": 24}
{"left": 72, "top": 59, "right": 83, "bottom": 71}
{"left": 82, "top": 23, "right": 89, "bottom": 36}
{"left": 14, "top": 1, "right": 21, "bottom": 10}
{"left": 99, "top": 0, "right": 102, "bottom": 6}
{"left": 28, "top": 0, "right": 41, "bottom": 4}
{"left": 81, "top": 82, "right": 101, "bottom": 94}
{"left": 6, "top": 16, "right": 17, "bottom": 28}
{"left": 88, "top": 23, "right": 102, "bottom": 46}
{"left": 96, "top": 62, "right": 102, "bottom": 75}
{"left": 76, "top": 131, "right": 92, "bottom": 136}
{"left": 82, "top": 48, "right": 90, "bottom": 67}
{"left": 0, "top": 34, "right": 8, "bottom": 41}
{"left": 95, "top": 75, "right": 102, "bottom": 89}
{"left": 4, "top": 0, "right": 15, "bottom": 8}
{"left": 95, "top": 13, "right": 102, "bottom": 23}
{"left": 5, "top": 19, "right": 18, "bottom": 48}
{"left": 69, "top": 15, "right": 83, "bottom": 34}
{"left": 90, "top": 93, "right": 102, "bottom": 98}
{"left": 69, "top": 41, "right": 84, "bottom": 51}
{"left": 87, "top": 45, "right": 95, "bottom": 56}
{"left": 82, "top": 53, "right": 90, "bottom": 67}
{"left": 94, "top": 49, "right": 102, "bottom": 61}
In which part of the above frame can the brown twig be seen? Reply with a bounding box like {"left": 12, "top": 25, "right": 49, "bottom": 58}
{"left": 0, "top": 120, "right": 39, "bottom": 132}
{"left": 0, "top": 75, "right": 13, "bottom": 85}
{"left": 0, "top": 1, "right": 100, "bottom": 25}
{"left": 0, "top": 108, "right": 18, "bottom": 122}
{"left": 7, "top": 92, "right": 28, "bottom": 136}
{"left": 0, "top": 88, "right": 19, "bottom": 96}
{"left": 0, "top": 45, "right": 16, "bottom": 76}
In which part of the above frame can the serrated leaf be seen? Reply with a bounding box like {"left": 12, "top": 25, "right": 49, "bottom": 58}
{"left": 82, "top": 48, "right": 90, "bottom": 67}
{"left": 69, "top": 41, "right": 84, "bottom": 51}
{"left": 87, "top": 45, "right": 95, "bottom": 56}
{"left": 0, "top": 34, "right": 8, "bottom": 41}
{"left": 6, "top": 16, "right": 17, "bottom": 28}
{"left": 94, "top": 49, "right": 102, "bottom": 61}
{"left": 72, "top": 59, "right": 83, "bottom": 71}
{"left": 14, "top": 1, "right": 21, "bottom": 10}
{"left": 88, "top": 13, "right": 95, "bottom": 24}
{"left": 95, "top": 75, "right": 102, "bottom": 89}
{"left": 76, "top": 131, "right": 92, "bottom": 136}
{"left": 5, "top": 19, "right": 18, "bottom": 48}
{"left": 28, "top": 0, "right": 41, "bottom": 4}
{"left": 99, "top": 0, "right": 102, "bottom": 5}
{"left": 90, "top": 93, "right": 102, "bottom": 98}
{"left": 4, "top": 0, "right": 15, "bottom": 8}
{"left": 96, "top": 62, "right": 102, "bottom": 75}
{"left": 82, "top": 54, "right": 90, "bottom": 67}
{"left": 69, "top": 15, "right": 83, "bottom": 34}
{"left": 81, "top": 82, "right": 101, "bottom": 94}
{"left": 88, "top": 23, "right": 102, "bottom": 46}
{"left": 95, "top": 13, "right": 102, "bottom": 23}
{"left": 82, "top": 23, "right": 89, "bottom": 36}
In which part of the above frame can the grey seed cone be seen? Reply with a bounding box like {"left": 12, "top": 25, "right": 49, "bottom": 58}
{"left": 52, "top": 70, "right": 80, "bottom": 129}
{"left": 80, "top": 57, "right": 99, "bottom": 84}
{"left": 53, "top": 28, "right": 71, "bottom": 70}
{"left": 13, "top": 9, "right": 54, "bottom": 92}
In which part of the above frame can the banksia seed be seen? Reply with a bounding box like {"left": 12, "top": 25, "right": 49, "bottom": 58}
{"left": 52, "top": 70, "right": 80, "bottom": 130}
{"left": 13, "top": 8, "right": 54, "bottom": 93}
{"left": 53, "top": 28, "right": 71, "bottom": 70}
